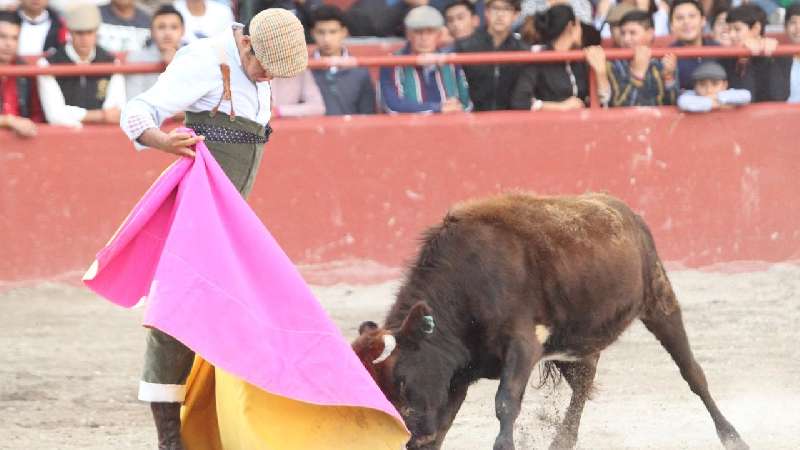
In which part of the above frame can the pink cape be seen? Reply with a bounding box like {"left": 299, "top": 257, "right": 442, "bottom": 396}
{"left": 83, "top": 135, "right": 406, "bottom": 430}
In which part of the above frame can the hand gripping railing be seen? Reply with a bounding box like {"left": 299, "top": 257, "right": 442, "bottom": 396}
{"left": 3, "top": 45, "right": 799, "bottom": 109}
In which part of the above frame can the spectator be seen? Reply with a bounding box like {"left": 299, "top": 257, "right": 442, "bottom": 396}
{"left": 669, "top": 0, "right": 719, "bottom": 90}
{"left": 310, "top": 5, "right": 375, "bottom": 115}
{"left": 722, "top": 4, "right": 786, "bottom": 101}
{"left": 710, "top": 7, "right": 730, "bottom": 46}
{"left": 174, "top": 0, "right": 234, "bottom": 42}
{"left": 596, "top": 0, "right": 670, "bottom": 36}
{"left": 16, "top": 0, "right": 66, "bottom": 56}
{"left": 238, "top": 0, "right": 322, "bottom": 42}
{"left": 777, "top": 3, "right": 800, "bottom": 103}
{"left": 345, "top": 0, "right": 393, "bottom": 37}
{"left": 444, "top": 0, "right": 480, "bottom": 41}
{"left": 511, "top": 4, "right": 609, "bottom": 110}
{"left": 97, "top": 0, "right": 151, "bottom": 52}
{"left": 379, "top": 5, "right": 472, "bottom": 113}
{"left": 36, "top": 2, "right": 125, "bottom": 126}
{"left": 677, "top": 60, "right": 751, "bottom": 111}
{"left": 521, "top": 0, "right": 593, "bottom": 25}
{"left": 601, "top": 2, "right": 636, "bottom": 45}
{"left": 125, "top": 5, "right": 184, "bottom": 99}
{"left": 606, "top": 10, "right": 678, "bottom": 106}
{"left": 454, "top": 0, "right": 525, "bottom": 111}
{"left": 1, "top": 1, "right": 19, "bottom": 11}
{"left": 0, "top": 10, "right": 41, "bottom": 136}
{"left": 271, "top": 69, "right": 326, "bottom": 117}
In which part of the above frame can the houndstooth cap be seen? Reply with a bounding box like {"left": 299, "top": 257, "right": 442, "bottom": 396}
{"left": 249, "top": 9, "right": 308, "bottom": 78}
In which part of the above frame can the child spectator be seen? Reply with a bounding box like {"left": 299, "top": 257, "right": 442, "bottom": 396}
{"left": 454, "top": 0, "right": 526, "bottom": 111}
{"left": 0, "top": 10, "right": 42, "bottom": 137}
{"left": 669, "top": 0, "right": 719, "bottom": 91}
{"left": 125, "top": 5, "right": 184, "bottom": 99}
{"left": 677, "top": 61, "right": 751, "bottom": 112}
{"left": 379, "top": 5, "right": 472, "bottom": 113}
{"left": 310, "top": 5, "right": 376, "bottom": 115}
{"left": 444, "top": 0, "right": 480, "bottom": 41}
{"left": 98, "top": 0, "right": 151, "bottom": 52}
{"left": 607, "top": 10, "right": 677, "bottom": 106}
{"left": 600, "top": 2, "right": 635, "bottom": 45}
{"left": 35, "top": 2, "right": 125, "bottom": 126}
{"left": 723, "top": 4, "right": 786, "bottom": 102}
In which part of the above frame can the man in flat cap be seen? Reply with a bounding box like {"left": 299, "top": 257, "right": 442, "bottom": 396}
{"left": 379, "top": 5, "right": 472, "bottom": 113}
{"left": 35, "top": 2, "right": 125, "bottom": 126}
{"left": 119, "top": 8, "right": 307, "bottom": 449}
{"left": 677, "top": 61, "right": 751, "bottom": 112}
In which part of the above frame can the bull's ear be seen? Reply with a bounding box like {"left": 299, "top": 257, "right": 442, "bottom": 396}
{"left": 358, "top": 321, "right": 379, "bottom": 335}
{"left": 398, "top": 301, "right": 435, "bottom": 344}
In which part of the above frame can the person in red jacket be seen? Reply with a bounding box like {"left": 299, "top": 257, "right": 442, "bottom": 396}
{"left": 0, "top": 10, "right": 42, "bottom": 137}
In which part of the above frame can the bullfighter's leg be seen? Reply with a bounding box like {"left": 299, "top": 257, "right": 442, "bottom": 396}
{"left": 548, "top": 354, "right": 600, "bottom": 450}
{"left": 641, "top": 308, "right": 749, "bottom": 450}
{"left": 431, "top": 379, "right": 469, "bottom": 449}
{"left": 140, "top": 327, "right": 195, "bottom": 450}
{"left": 494, "top": 335, "right": 542, "bottom": 450}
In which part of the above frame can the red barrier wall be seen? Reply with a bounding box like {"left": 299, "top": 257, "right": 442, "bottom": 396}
{"left": 2, "top": 105, "right": 800, "bottom": 285}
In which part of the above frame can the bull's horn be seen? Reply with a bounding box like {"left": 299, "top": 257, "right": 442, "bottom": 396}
{"left": 372, "top": 334, "right": 397, "bottom": 364}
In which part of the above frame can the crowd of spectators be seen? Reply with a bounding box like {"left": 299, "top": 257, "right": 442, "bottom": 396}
{"left": 1, "top": 0, "right": 799, "bottom": 137}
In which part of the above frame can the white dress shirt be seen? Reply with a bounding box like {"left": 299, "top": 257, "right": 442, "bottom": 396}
{"left": 788, "top": 57, "right": 800, "bottom": 104}
{"left": 18, "top": 10, "right": 51, "bottom": 56}
{"left": 120, "top": 28, "right": 272, "bottom": 149}
{"left": 36, "top": 44, "right": 127, "bottom": 127}
{"left": 174, "top": 0, "right": 234, "bottom": 43}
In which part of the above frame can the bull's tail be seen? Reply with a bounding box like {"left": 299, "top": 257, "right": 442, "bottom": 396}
{"left": 536, "top": 361, "right": 563, "bottom": 389}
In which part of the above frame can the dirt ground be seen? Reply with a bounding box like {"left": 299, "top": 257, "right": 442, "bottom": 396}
{"left": 1, "top": 264, "right": 799, "bottom": 450}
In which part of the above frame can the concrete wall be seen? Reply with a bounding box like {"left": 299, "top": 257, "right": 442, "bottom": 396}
{"left": 3, "top": 105, "right": 799, "bottom": 284}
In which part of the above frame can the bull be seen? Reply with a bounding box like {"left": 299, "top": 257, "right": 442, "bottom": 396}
{"left": 352, "top": 193, "right": 748, "bottom": 450}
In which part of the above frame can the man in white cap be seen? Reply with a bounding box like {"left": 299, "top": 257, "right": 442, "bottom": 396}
{"left": 379, "top": 5, "right": 472, "bottom": 113}
{"left": 35, "top": 2, "right": 125, "bottom": 126}
{"left": 119, "top": 8, "right": 308, "bottom": 450}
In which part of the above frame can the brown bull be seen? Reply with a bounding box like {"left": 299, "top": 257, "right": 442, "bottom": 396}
{"left": 352, "top": 192, "right": 748, "bottom": 450}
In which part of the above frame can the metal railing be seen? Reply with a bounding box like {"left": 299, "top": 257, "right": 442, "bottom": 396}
{"left": 3, "top": 45, "right": 799, "bottom": 109}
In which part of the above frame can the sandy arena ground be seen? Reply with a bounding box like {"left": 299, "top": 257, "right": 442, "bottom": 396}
{"left": 1, "top": 264, "right": 799, "bottom": 450}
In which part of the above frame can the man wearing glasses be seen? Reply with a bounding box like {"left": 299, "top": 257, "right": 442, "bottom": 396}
{"left": 454, "top": 0, "right": 526, "bottom": 111}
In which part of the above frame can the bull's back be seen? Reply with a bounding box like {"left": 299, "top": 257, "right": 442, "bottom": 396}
{"left": 450, "top": 193, "right": 653, "bottom": 356}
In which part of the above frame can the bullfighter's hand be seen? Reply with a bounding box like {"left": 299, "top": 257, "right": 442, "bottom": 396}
{"left": 162, "top": 128, "right": 204, "bottom": 158}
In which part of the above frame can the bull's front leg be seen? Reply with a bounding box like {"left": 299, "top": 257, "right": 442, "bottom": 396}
{"left": 494, "top": 336, "right": 541, "bottom": 450}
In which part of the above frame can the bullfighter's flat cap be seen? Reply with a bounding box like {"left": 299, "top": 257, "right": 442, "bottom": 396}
{"left": 249, "top": 9, "right": 308, "bottom": 78}
{"left": 404, "top": 5, "right": 444, "bottom": 30}
{"left": 691, "top": 61, "right": 728, "bottom": 82}
{"left": 64, "top": 2, "right": 101, "bottom": 31}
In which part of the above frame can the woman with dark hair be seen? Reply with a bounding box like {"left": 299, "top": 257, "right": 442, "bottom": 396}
{"left": 511, "top": 4, "right": 609, "bottom": 110}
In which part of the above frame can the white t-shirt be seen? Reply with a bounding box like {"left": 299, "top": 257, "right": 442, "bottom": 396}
{"left": 174, "top": 0, "right": 234, "bottom": 43}
{"left": 17, "top": 10, "right": 51, "bottom": 56}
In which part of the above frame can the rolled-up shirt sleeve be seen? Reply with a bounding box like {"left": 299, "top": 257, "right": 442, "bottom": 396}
{"left": 120, "top": 45, "right": 218, "bottom": 148}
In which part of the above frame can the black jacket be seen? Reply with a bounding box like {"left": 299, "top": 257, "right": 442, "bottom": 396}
{"left": 510, "top": 60, "right": 589, "bottom": 109}
{"left": 721, "top": 56, "right": 790, "bottom": 103}
{"left": 454, "top": 29, "right": 527, "bottom": 111}
{"left": 47, "top": 46, "right": 115, "bottom": 110}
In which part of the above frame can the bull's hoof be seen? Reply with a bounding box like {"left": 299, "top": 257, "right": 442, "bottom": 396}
{"left": 492, "top": 435, "right": 515, "bottom": 450}
{"left": 548, "top": 433, "right": 578, "bottom": 450}
{"left": 722, "top": 438, "right": 749, "bottom": 450}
